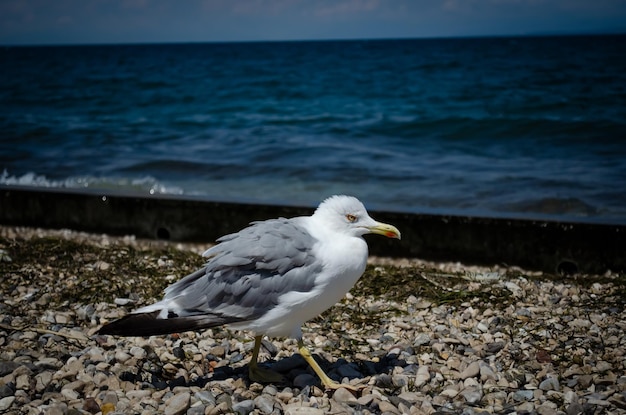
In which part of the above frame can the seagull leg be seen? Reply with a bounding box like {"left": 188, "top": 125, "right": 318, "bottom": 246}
{"left": 248, "top": 335, "right": 285, "bottom": 383}
{"left": 298, "top": 339, "right": 361, "bottom": 391}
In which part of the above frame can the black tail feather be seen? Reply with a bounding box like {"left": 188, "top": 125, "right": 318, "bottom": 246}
{"left": 97, "top": 311, "right": 238, "bottom": 337}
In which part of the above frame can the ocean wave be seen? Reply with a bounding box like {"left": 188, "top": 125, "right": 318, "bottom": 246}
{"left": 0, "top": 170, "right": 184, "bottom": 196}
{"left": 496, "top": 197, "right": 599, "bottom": 218}
{"left": 355, "top": 115, "right": 625, "bottom": 141}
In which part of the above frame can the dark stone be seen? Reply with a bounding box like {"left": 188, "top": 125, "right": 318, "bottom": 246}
{"left": 172, "top": 347, "right": 186, "bottom": 360}
{"left": 119, "top": 371, "right": 137, "bottom": 382}
{"left": 0, "top": 361, "right": 21, "bottom": 377}
{"left": 486, "top": 342, "right": 506, "bottom": 354}
{"left": 168, "top": 376, "right": 187, "bottom": 389}
{"left": 0, "top": 383, "right": 15, "bottom": 399}
{"left": 82, "top": 397, "right": 101, "bottom": 414}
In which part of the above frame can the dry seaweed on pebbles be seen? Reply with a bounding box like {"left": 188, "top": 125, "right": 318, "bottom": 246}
{"left": 0, "top": 226, "right": 625, "bottom": 415}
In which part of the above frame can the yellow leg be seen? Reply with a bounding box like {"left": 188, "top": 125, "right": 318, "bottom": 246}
{"left": 248, "top": 335, "right": 285, "bottom": 383}
{"left": 297, "top": 339, "right": 361, "bottom": 391}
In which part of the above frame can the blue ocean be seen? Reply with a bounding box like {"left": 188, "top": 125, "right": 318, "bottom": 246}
{"left": 1, "top": 35, "right": 625, "bottom": 224}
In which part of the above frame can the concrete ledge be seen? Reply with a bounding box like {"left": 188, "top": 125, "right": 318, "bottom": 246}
{"left": 1, "top": 185, "right": 624, "bottom": 274}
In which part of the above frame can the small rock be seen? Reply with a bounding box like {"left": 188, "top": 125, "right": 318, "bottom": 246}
{"left": 232, "top": 399, "right": 255, "bottom": 415}
{"left": 101, "top": 391, "right": 119, "bottom": 406}
{"left": 36, "top": 357, "right": 63, "bottom": 370}
{"left": 208, "top": 401, "right": 231, "bottom": 415}
{"left": 536, "top": 349, "right": 552, "bottom": 363}
{"left": 392, "top": 374, "right": 410, "bottom": 388}
{"left": 100, "top": 402, "right": 116, "bottom": 415}
{"left": 480, "top": 364, "right": 497, "bottom": 381}
{"left": 276, "top": 390, "right": 294, "bottom": 403}
{"left": 375, "top": 373, "right": 394, "bottom": 388}
{"left": 262, "top": 385, "right": 278, "bottom": 396}
{"left": 357, "top": 394, "right": 375, "bottom": 406}
{"left": 414, "top": 365, "right": 430, "bottom": 387}
{"left": 459, "top": 385, "right": 483, "bottom": 404}
{"left": 505, "top": 281, "right": 522, "bottom": 292}
{"left": 0, "top": 362, "right": 21, "bottom": 377}
{"left": 563, "top": 390, "right": 578, "bottom": 404}
{"left": 96, "top": 260, "right": 110, "bottom": 270}
{"left": 209, "top": 345, "right": 226, "bottom": 357}
{"left": 414, "top": 333, "right": 430, "bottom": 346}
{"left": 378, "top": 400, "right": 401, "bottom": 414}
{"left": 82, "top": 397, "right": 101, "bottom": 414}
{"left": 397, "top": 391, "right": 420, "bottom": 404}
{"left": 61, "top": 388, "right": 79, "bottom": 400}
{"left": 539, "top": 377, "right": 560, "bottom": 391}
{"left": 284, "top": 406, "right": 324, "bottom": 415}
{"left": 130, "top": 346, "right": 147, "bottom": 359}
{"left": 187, "top": 406, "right": 206, "bottom": 415}
{"left": 486, "top": 342, "right": 506, "bottom": 354}
{"left": 566, "top": 402, "right": 585, "bottom": 415}
{"left": 115, "top": 351, "right": 132, "bottom": 363}
{"left": 513, "top": 390, "right": 534, "bottom": 401}
{"left": 16, "top": 373, "right": 30, "bottom": 390}
{"left": 195, "top": 390, "right": 216, "bottom": 406}
{"left": 460, "top": 361, "right": 480, "bottom": 379}
{"left": 47, "top": 404, "right": 68, "bottom": 415}
{"left": 127, "top": 390, "right": 152, "bottom": 400}
{"left": 35, "top": 371, "right": 53, "bottom": 392}
{"left": 172, "top": 347, "right": 186, "bottom": 360}
{"left": 440, "top": 388, "right": 458, "bottom": 398}
{"left": 563, "top": 366, "right": 584, "bottom": 377}
{"left": 587, "top": 397, "right": 611, "bottom": 406}
{"left": 414, "top": 300, "right": 432, "bottom": 309}
{"left": 76, "top": 304, "right": 96, "bottom": 321}
{"left": 55, "top": 314, "right": 71, "bottom": 324}
{"left": 163, "top": 392, "right": 190, "bottom": 415}
{"left": 254, "top": 395, "right": 277, "bottom": 413}
{"left": 0, "top": 249, "right": 12, "bottom": 262}
{"left": 609, "top": 393, "right": 626, "bottom": 410}
{"left": 476, "top": 321, "right": 489, "bottom": 332}
{"left": 332, "top": 387, "right": 357, "bottom": 404}
{"left": 595, "top": 361, "right": 612, "bottom": 373}
{"left": 62, "top": 380, "right": 85, "bottom": 393}
{"left": 113, "top": 297, "right": 134, "bottom": 306}
{"left": 536, "top": 403, "right": 558, "bottom": 415}
{"left": 0, "top": 396, "right": 15, "bottom": 412}
{"left": 261, "top": 339, "right": 279, "bottom": 355}
{"left": 577, "top": 374, "right": 594, "bottom": 388}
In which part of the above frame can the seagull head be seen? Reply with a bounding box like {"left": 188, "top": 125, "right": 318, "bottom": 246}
{"left": 313, "top": 195, "right": 401, "bottom": 240}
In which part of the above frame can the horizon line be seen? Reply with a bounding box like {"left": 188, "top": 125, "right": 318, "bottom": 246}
{"left": 3, "top": 29, "right": 625, "bottom": 48}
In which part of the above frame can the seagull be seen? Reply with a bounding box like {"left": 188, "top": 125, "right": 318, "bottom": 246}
{"left": 98, "top": 195, "right": 401, "bottom": 390}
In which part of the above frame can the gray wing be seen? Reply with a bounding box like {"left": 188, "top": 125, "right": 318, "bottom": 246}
{"left": 161, "top": 217, "right": 322, "bottom": 321}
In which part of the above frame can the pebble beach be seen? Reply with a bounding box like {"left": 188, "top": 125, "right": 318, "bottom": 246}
{"left": 0, "top": 226, "right": 624, "bottom": 415}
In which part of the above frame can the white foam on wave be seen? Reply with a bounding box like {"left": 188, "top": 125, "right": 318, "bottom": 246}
{"left": 0, "top": 169, "right": 185, "bottom": 196}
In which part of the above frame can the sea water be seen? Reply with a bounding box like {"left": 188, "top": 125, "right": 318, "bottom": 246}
{"left": 1, "top": 35, "right": 625, "bottom": 223}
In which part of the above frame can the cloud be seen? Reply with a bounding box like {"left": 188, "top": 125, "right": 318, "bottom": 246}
{"left": 442, "top": 0, "right": 547, "bottom": 14}
{"left": 56, "top": 15, "right": 73, "bottom": 25}
{"left": 228, "top": 0, "right": 300, "bottom": 15}
{"left": 313, "top": 0, "right": 381, "bottom": 17}
{"left": 0, "top": 0, "right": 624, "bottom": 44}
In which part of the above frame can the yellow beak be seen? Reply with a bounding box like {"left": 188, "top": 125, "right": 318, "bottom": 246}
{"left": 368, "top": 222, "right": 401, "bottom": 240}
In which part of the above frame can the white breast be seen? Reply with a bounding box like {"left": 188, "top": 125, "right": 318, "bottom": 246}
{"left": 230, "top": 217, "right": 369, "bottom": 339}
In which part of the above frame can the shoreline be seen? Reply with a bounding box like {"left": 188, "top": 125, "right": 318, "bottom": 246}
{"left": 2, "top": 185, "right": 625, "bottom": 274}
{"left": 0, "top": 225, "right": 624, "bottom": 414}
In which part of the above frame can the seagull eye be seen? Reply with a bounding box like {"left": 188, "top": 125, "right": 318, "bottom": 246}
{"left": 345, "top": 214, "right": 358, "bottom": 223}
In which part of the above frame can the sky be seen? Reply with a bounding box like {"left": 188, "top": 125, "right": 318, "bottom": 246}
{"left": 1, "top": 0, "right": 625, "bottom": 45}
